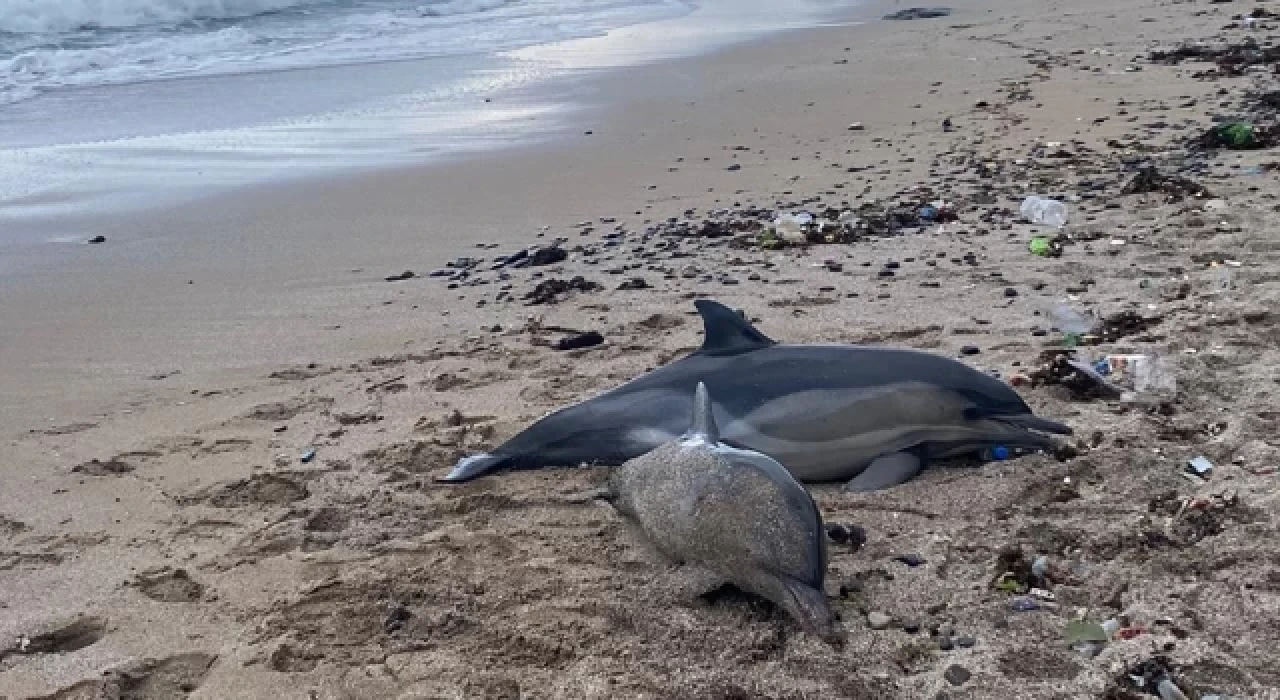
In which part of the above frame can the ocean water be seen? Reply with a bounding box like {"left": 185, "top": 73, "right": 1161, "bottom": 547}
{"left": 0, "top": 0, "right": 686, "bottom": 105}
{"left": 0, "top": 0, "right": 853, "bottom": 233}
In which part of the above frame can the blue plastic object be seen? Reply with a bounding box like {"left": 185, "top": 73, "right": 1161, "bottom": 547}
{"left": 991, "top": 445, "right": 1010, "bottom": 461}
{"left": 1093, "top": 359, "right": 1111, "bottom": 376}
{"left": 919, "top": 205, "right": 939, "bottom": 221}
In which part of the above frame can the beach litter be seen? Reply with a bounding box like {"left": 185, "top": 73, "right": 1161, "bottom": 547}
{"left": 1021, "top": 195, "right": 1068, "bottom": 228}
{"left": 1186, "top": 455, "right": 1214, "bottom": 478}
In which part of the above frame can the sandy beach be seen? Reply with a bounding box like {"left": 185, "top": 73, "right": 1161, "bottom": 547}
{"left": 3, "top": 0, "right": 1280, "bottom": 697}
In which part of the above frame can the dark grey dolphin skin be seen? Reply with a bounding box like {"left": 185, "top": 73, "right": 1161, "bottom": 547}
{"left": 441, "top": 299, "right": 1071, "bottom": 490}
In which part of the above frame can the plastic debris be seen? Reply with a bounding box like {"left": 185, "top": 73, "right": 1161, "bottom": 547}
{"left": 1198, "top": 121, "right": 1261, "bottom": 150}
{"left": 1066, "top": 619, "right": 1110, "bottom": 645}
{"left": 1031, "top": 555, "right": 1049, "bottom": 580}
{"left": 1157, "top": 678, "right": 1190, "bottom": 700}
{"left": 1020, "top": 196, "right": 1068, "bottom": 228}
{"left": 1027, "top": 236, "right": 1056, "bottom": 257}
{"left": 300, "top": 448, "right": 316, "bottom": 463}
{"left": 772, "top": 212, "right": 813, "bottom": 244}
{"left": 1187, "top": 456, "right": 1214, "bottom": 478}
{"left": 1048, "top": 304, "right": 1096, "bottom": 346}
{"left": 1010, "top": 597, "right": 1040, "bottom": 612}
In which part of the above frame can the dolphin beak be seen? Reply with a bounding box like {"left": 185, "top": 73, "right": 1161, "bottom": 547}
{"left": 437, "top": 453, "right": 504, "bottom": 483}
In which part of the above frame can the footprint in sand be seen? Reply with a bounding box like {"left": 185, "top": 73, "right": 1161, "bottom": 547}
{"left": 2, "top": 615, "right": 107, "bottom": 660}
{"left": 32, "top": 652, "right": 216, "bottom": 700}
{"left": 244, "top": 396, "right": 334, "bottom": 422}
{"left": 134, "top": 568, "right": 206, "bottom": 603}
{"left": 71, "top": 450, "right": 162, "bottom": 476}
{"left": 181, "top": 473, "right": 311, "bottom": 508}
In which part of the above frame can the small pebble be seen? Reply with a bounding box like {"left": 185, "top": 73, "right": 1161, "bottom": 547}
{"left": 960, "top": 345, "right": 981, "bottom": 355}
{"left": 938, "top": 637, "right": 955, "bottom": 651}
{"left": 895, "top": 553, "right": 926, "bottom": 567}
{"left": 956, "top": 635, "right": 976, "bottom": 648}
{"left": 943, "top": 665, "right": 971, "bottom": 686}
{"left": 867, "top": 612, "right": 893, "bottom": 630}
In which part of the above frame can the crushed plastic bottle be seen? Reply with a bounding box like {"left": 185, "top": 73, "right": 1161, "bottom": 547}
{"left": 1021, "top": 195, "right": 1068, "bottom": 228}
{"left": 1048, "top": 304, "right": 1095, "bottom": 346}
{"left": 772, "top": 212, "right": 813, "bottom": 244}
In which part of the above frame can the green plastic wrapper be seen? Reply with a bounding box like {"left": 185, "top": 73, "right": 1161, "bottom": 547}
{"left": 1028, "top": 236, "right": 1053, "bottom": 257}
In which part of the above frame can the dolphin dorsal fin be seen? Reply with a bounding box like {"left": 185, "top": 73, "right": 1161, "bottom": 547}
{"left": 694, "top": 300, "right": 776, "bottom": 356}
{"left": 685, "top": 382, "right": 720, "bottom": 444}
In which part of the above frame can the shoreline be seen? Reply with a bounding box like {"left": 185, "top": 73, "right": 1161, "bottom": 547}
{"left": 0, "top": 0, "right": 859, "bottom": 235}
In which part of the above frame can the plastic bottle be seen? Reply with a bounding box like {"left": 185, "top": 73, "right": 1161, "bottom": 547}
{"left": 772, "top": 212, "right": 813, "bottom": 243}
{"left": 1021, "top": 196, "right": 1068, "bottom": 228}
{"left": 1048, "top": 304, "right": 1095, "bottom": 346}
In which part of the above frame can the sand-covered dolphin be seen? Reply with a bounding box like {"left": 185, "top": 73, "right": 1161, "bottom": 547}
{"left": 608, "top": 382, "right": 843, "bottom": 645}
{"left": 441, "top": 299, "right": 1071, "bottom": 490}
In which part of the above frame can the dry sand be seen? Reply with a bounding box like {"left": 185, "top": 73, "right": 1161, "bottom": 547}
{"left": 3, "top": 0, "right": 1280, "bottom": 697}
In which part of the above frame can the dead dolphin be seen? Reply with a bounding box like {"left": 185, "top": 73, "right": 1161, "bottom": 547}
{"left": 442, "top": 299, "right": 1071, "bottom": 490}
{"left": 608, "top": 382, "right": 843, "bottom": 644}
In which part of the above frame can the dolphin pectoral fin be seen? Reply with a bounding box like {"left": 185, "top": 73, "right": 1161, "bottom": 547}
{"left": 775, "top": 574, "right": 845, "bottom": 647}
{"left": 693, "top": 299, "right": 776, "bottom": 356}
{"left": 437, "top": 452, "right": 506, "bottom": 483}
{"left": 843, "top": 452, "right": 924, "bottom": 492}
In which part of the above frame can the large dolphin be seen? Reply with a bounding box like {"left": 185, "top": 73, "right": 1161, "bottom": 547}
{"left": 441, "top": 300, "right": 1071, "bottom": 490}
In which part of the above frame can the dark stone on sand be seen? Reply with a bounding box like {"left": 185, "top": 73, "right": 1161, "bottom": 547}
{"left": 884, "top": 7, "right": 951, "bottom": 20}
{"left": 617, "top": 277, "right": 650, "bottom": 290}
{"left": 384, "top": 603, "right": 411, "bottom": 633}
{"left": 87, "top": 235, "right": 106, "bottom": 244}
{"left": 1004, "top": 287, "right": 1019, "bottom": 297}
{"left": 903, "top": 620, "right": 921, "bottom": 634}
{"left": 554, "top": 331, "right": 604, "bottom": 351}
{"left": 385, "top": 270, "right": 415, "bottom": 282}
{"left": 960, "top": 345, "right": 981, "bottom": 355}
{"left": 938, "top": 637, "right": 954, "bottom": 651}
{"left": 895, "top": 553, "right": 926, "bottom": 567}
{"left": 725, "top": 164, "right": 742, "bottom": 171}
{"left": 524, "top": 276, "right": 601, "bottom": 305}
{"left": 944, "top": 664, "right": 971, "bottom": 686}
{"left": 529, "top": 246, "right": 568, "bottom": 266}
{"left": 956, "top": 635, "right": 976, "bottom": 648}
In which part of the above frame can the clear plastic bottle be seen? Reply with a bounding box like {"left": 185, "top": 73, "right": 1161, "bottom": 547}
{"left": 1021, "top": 196, "right": 1068, "bottom": 228}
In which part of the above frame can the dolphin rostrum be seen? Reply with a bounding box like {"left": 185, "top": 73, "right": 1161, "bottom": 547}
{"left": 441, "top": 299, "right": 1071, "bottom": 490}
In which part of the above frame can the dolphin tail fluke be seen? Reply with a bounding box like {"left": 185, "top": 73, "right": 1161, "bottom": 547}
{"left": 685, "top": 382, "right": 721, "bottom": 444}
{"left": 438, "top": 452, "right": 507, "bottom": 483}
{"left": 777, "top": 574, "right": 845, "bottom": 648}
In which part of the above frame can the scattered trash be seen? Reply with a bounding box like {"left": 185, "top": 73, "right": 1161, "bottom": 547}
{"left": 384, "top": 270, "right": 416, "bottom": 282}
{"left": 1120, "top": 166, "right": 1213, "bottom": 201}
{"left": 1021, "top": 196, "right": 1068, "bottom": 228}
{"left": 1065, "top": 619, "right": 1110, "bottom": 645}
{"left": 772, "top": 212, "right": 814, "bottom": 244}
{"left": 1196, "top": 121, "right": 1274, "bottom": 150}
{"left": 1031, "top": 555, "right": 1049, "bottom": 579}
{"left": 299, "top": 448, "right": 316, "bottom": 464}
{"left": 1010, "top": 597, "right": 1040, "bottom": 612}
{"left": 1048, "top": 304, "right": 1096, "bottom": 346}
{"left": 1027, "top": 235, "right": 1064, "bottom": 257}
{"left": 1186, "top": 455, "right": 1214, "bottom": 478}
{"left": 524, "top": 276, "right": 602, "bottom": 305}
